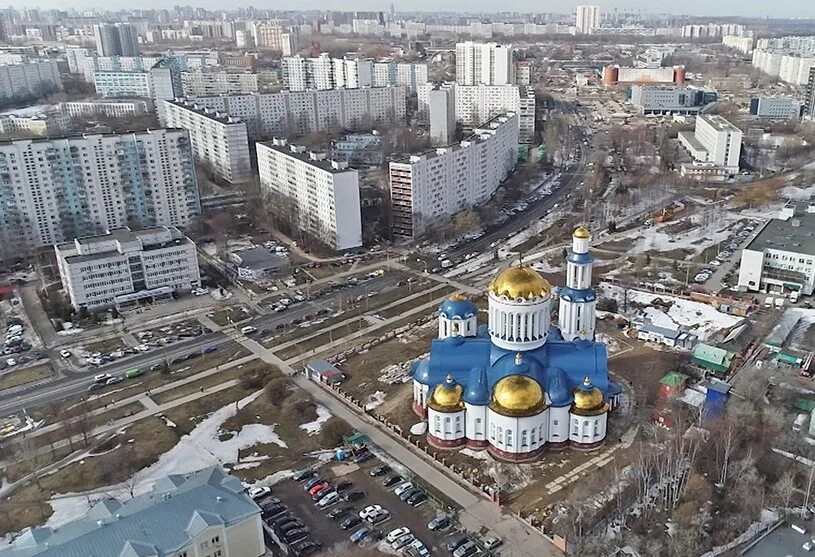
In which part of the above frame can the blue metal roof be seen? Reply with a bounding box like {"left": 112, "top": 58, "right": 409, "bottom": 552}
{"left": 559, "top": 286, "right": 597, "bottom": 303}
{"left": 438, "top": 297, "right": 478, "bottom": 319}
{"left": 546, "top": 367, "right": 573, "bottom": 406}
{"left": 566, "top": 252, "right": 594, "bottom": 265}
{"left": 463, "top": 367, "right": 490, "bottom": 405}
{"left": 1, "top": 468, "right": 260, "bottom": 557}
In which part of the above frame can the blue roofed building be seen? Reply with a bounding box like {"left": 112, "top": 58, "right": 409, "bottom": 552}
{"left": 412, "top": 227, "right": 622, "bottom": 461}
{"left": 0, "top": 467, "right": 264, "bottom": 557}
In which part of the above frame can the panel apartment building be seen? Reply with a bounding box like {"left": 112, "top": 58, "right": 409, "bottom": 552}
{"left": 257, "top": 138, "right": 362, "bottom": 251}
{"left": 389, "top": 113, "right": 518, "bottom": 239}
{"left": 187, "top": 86, "right": 407, "bottom": 139}
{"left": 455, "top": 42, "right": 515, "bottom": 86}
{"left": 283, "top": 54, "right": 428, "bottom": 92}
{"left": 0, "top": 60, "right": 62, "bottom": 104}
{"left": 162, "top": 99, "right": 252, "bottom": 184}
{"left": 0, "top": 130, "right": 200, "bottom": 261}
{"left": 56, "top": 226, "right": 201, "bottom": 310}
{"left": 180, "top": 70, "right": 260, "bottom": 96}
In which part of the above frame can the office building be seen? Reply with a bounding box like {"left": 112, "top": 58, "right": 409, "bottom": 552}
{"left": 0, "top": 60, "right": 62, "bottom": 104}
{"left": 389, "top": 113, "right": 518, "bottom": 239}
{"left": 630, "top": 85, "right": 717, "bottom": 115}
{"left": 429, "top": 86, "right": 455, "bottom": 146}
{"left": 257, "top": 138, "right": 362, "bottom": 251}
{"left": 0, "top": 467, "right": 264, "bottom": 557}
{"left": 749, "top": 97, "right": 802, "bottom": 119}
{"left": 455, "top": 42, "right": 514, "bottom": 86}
{"left": 0, "top": 130, "right": 200, "bottom": 259}
{"left": 0, "top": 111, "right": 70, "bottom": 136}
{"left": 56, "top": 227, "right": 201, "bottom": 310}
{"left": 181, "top": 70, "right": 259, "bottom": 96}
{"left": 187, "top": 86, "right": 406, "bottom": 139}
{"left": 60, "top": 99, "right": 153, "bottom": 118}
{"left": 738, "top": 205, "right": 815, "bottom": 296}
{"left": 575, "top": 5, "right": 600, "bottom": 35}
{"left": 602, "top": 65, "right": 686, "bottom": 86}
{"left": 94, "top": 23, "right": 140, "bottom": 56}
{"left": 162, "top": 100, "right": 252, "bottom": 184}
{"left": 678, "top": 114, "right": 742, "bottom": 175}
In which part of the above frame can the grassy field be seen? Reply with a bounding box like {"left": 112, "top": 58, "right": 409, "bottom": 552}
{"left": 151, "top": 360, "right": 266, "bottom": 405}
{"left": 0, "top": 364, "right": 53, "bottom": 390}
{"left": 208, "top": 306, "right": 253, "bottom": 327}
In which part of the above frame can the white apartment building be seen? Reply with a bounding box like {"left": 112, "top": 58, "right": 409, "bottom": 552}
{"left": 56, "top": 226, "right": 201, "bottom": 310}
{"left": 81, "top": 55, "right": 161, "bottom": 83}
{"left": 257, "top": 138, "right": 362, "bottom": 251}
{"left": 455, "top": 42, "right": 514, "bottom": 86}
{"left": 0, "top": 111, "right": 70, "bottom": 136}
{"left": 389, "top": 113, "right": 518, "bottom": 239}
{"left": 0, "top": 130, "right": 201, "bottom": 260}
{"left": 749, "top": 97, "right": 802, "bottom": 119}
{"left": 429, "top": 86, "right": 455, "bottom": 146}
{"left": 678, "top": 115, "right": 742, "bottom": 175}
{"left": 575, "top": 5, "right": 600, "bottom": 35}
{"left": 92, "top": 64, "right": 182, "bottom": 115}
{"left": 60, "top": 99, "right": 153, "bottom": 118}
{"left": 418, "top": 82, "right": 535, "bottom": 143}
{"left": 253, "top": 23, "right": 297, "bottom": 55}
{"left": 162, "top": 100, "right": 252, "bottom": 184}
{"left": 722, "top": 35, "right": 755, "bottom": 54}
{"left": 282, "top": 54, "right": 372, "bottom": 91}
{"left": 738, "top": 205, "right": 815, "bottom": 296}
{"left": 181, "top": 70, "right": 259, "bottom": 96}
{"left": 752, "top": 49, "right": 815, "bottom": 85}
{"left": 0, "top": 60, "right": 62, "bottom": 104}
{"left": 187, "top": 86, "right": 406, "bottom": 139}
{"left": 371, "top": 61, "right": 429, "bottom": 92}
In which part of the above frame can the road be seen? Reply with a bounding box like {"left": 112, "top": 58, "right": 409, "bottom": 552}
{"left": 0, "top": 272, "right": 408, "bottom": 416}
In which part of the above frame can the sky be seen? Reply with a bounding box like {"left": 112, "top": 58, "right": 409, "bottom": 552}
{"left": 19, "top": 0, "right": 815, "bottom": 18}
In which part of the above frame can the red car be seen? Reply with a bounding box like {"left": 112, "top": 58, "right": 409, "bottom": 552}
{"left": 308, "top": 482, "right": 329, "bottom": 496}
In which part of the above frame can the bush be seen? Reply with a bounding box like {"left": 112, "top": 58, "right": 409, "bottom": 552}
{"left": 241, "top": 367, "right": 270, "bottom": 391}
{"left": 320, "top": 418, "right": 353, "bottom": 447}
{"left": 264, "top": 376, "right": 290, "bottom": 402}
{"left": 596, "top": 297, "right": 619, "bottom": 313}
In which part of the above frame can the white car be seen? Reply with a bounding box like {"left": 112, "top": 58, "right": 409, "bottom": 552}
{"left": 247, "top": 486, "right": 271, "bottom": 500}
{"left": 317, "top": 491, "right": 339, "bottom": 508}
{"left": 93, "top": 373, "right": 111, "bottom": 383}
{"left": 410, "top": 539, "right": 430, "bottom": 556}
{"left": 387, "top": 527, "right": 411, "bottom": 543}
{"left": 59, "top": 349, "right": 71, "bottom": 358}
{"left": 391, "top": 533, "right": 415, "bottom": 550}
{"left": 484, "top": 536, "right": 503, "bottom": 549}
{"left": 394, "top": 482, "right": 413, "bottom": 497}
{"left": 358, "top": 505, "right": 383, "bottom": 520}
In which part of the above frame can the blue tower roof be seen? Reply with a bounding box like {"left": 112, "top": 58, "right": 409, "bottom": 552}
{"left": 566, "top": 252, "right": 594, "bottom": 265}
{"left": 463, "top": 367, "right": 490, "bottom": 405}
{"left": 438, "top": 294, "right": 478, "bottom": 319}
{"left": 559, "top": 286, "right": 597, "bottom": 303}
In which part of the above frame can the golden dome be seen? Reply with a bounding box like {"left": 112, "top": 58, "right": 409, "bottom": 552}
{"left": 428, "top": 375, "right": 464, "bottom": 412}
{"left": 490, "top": 374, "right": 545, "bottom": 417}
{"left": 573, "top": 227, "right": 591, "bottom": 239}
{"left": 449, "top": 292, "right": 467, "bottom": 301}
{"left": 572, "top": 377, "right": 607, "bottom": 415}
{"left": 489, "top": 266, "right": 551, "bottom": 300}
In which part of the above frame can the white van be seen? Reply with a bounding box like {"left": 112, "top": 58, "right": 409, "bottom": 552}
{"left": 791, "top": 291, "right": 800, "bottom": 303}
{"left": 764, "top": 296, "right": 773, "bottom": 308}
{"left": 775, "top": 298, "right": 784, "bottom": 309}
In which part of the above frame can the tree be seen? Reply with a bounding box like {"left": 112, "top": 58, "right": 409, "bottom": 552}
{"left": 451, "top": 210, "right": 482, "bottom": 234}
{"left": 772, "top": 469, "right": 797, "bottom": 510}
{"left": 320, "top": 418, "right": 353, "bottom": 447}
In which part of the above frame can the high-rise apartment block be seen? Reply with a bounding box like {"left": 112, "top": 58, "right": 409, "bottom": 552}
{"left": 187, "top": 86, "right": 406, "bottom": 139}
{"left": 429, "top": 86, "right": 455, "bottom": 146}
{"left": 455, "top": 42, "right": 514, "bottom": 86}
{"left": 389, "top": 113, "right": 518, "bottom": 239}
{"left": 94, "top": 23, "right": 140, "bottom": 56}
{"left": 180, "top": 70, "right": 259, "bottom": 96}
{"left": 253, "top": 23, "right": 298, "bottom": 55}
{"left": 282, "top": 54, "right": 428, "bottom": 92}
{"left": 0, "top": 60, "right": 62, "bottom": 104}
{"left": 0, "top": 130, "right": 200, "bottom": 259}
{"left": 805, "top": 67, "right": 815, "bottom": 120}
{"left": 575, "top": 5, "right": 600, "bottom": 35}
{"left": 162, "top": 100, "right": 252, "bottom": 184}
{"left": 56, "top": 227, "right": 201, "bottom": 310}
{"left": 257, "top": 138, "right": 362, "bottom": 251}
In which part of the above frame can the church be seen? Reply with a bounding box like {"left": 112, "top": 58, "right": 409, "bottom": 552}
{"left": 411, "top": 227, "right": 622, "bottom": 461}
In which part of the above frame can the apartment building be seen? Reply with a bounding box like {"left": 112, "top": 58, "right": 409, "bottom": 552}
{"left": 0, "top": 111, "right": 70, "bottom": 136}
{"left": 60, "top": 99, "right": 153, "bottom": 118}
{"left": 630, "top": 85, "right": 717, "bottom": 115}
{"left": 455, "top": 42, "right": 514, "bottom": 86}
{"left": 418, "top": 82, "right": 535, "bottom": 143}
{"left": 806, "top": 67, "right": 815, "bottom": 120}
{"left": 253, "top": 23, "right": 298, "bottom": 55}
{"left": 749, "top": 97, "right": 802, "bottom": 119}
{"left": 389, "top": 113, "right": 518, "bottom": 239}
{"left": 429, "top": 86, "right": 455, "bottom": 145}
{"left": 752, "top": 49, "right": 815, "bottom": 85}
{"left": 56, "top": 226, "right": 200, "bottom": 310}
{"left": 162, "top": 100, "right": 252, "bottom": 184}
{"left": 722, "top": 35, "right": 755, "bottom": 54}
{"left": 187, "top": 86, "right": 406, "bottom": 139}
{"left": 575, "top": 5, "right": 600, "bottom": 35}
{"left": 371, "top": 61, "right": 429, "bottom": 92}
{"left": 257, "top": 138, "right": 362, "bottom": 251}
{"left": 678, "top": 114, "right": 742, "bottom": 175}
{"left": 0, "top": 130, "right": 201, "bottom": 260}
{"left": 0, "top": 60, "right": 62, "bottom": 104}
{"left": 94, "top": 23, "right": 139, "bottom": 56}
{"left": 282, "top": 54, "right": 372, "bottom": 90}
{"left": 81, "top": 55, "right": 161, "bottom": 83}
{"left": 738, "top": 205, "right": 815, "bottom": 296}
{"left": 0, "top": 467, "right": 264, "bottom": 557}
{"left": 181, "top": 70, "right": 260, "bottom": 96}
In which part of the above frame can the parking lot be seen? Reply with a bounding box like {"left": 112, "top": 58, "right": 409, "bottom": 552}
{"left": 261, "top": 451, "right": 500, "bottom": 557}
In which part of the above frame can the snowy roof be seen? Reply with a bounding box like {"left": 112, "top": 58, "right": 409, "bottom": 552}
{"left": 0, "top": 468, "right": 259, "bottom": 557}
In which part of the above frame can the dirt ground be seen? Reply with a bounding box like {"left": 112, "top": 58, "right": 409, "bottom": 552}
{"left": 0, "top": 363, "right": 53, "bottom": 390}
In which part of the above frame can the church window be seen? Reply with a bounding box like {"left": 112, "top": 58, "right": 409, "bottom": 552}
{"left": 497, "top": 426, "right": 503, "bottom": 446}
{"left": 553, "top": 420, "right": 558, "bottom": 426}
{"left": 490, "top": 423, "right": 496, "bottom": 441}
{"left": 434, "top": 415, "right": 441, "bottom": 434}
{"left": 530, "top": 428, "right": 536, "bottom": 446}
{"left": 521, "top": 429, "right": 528, "bottom": 448}
{"left": 572, "top": 419, "right": 579, "bottom": 435}
{"left": 506, "top": 429, "right": 513, "bottom": 448}
{"left": 444, "top": 417, "right": 451, "bottom": 434}
{"left": 455, "top": 416, "right": 462, "bottom": 433}
{"left": 593, "top": 420, "right": 600, "bottom": 437}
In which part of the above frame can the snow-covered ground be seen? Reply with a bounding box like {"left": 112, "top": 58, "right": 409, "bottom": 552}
{"left": 599, "top": 283, "right": 742, "bottom": 340}
{"left": 300, "top": 405, "right": 331, "bottom": 435}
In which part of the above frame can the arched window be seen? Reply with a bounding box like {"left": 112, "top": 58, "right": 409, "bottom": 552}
{"left": 521, "top": 429, "right": 528, "bottom": 448}
{"left": 497, "top": 426, "right": 503, "bottom": 446}
{"left": 455, "top": 415, "right": 462, "bottom": 433}
{"left": 490, "top": 422, "right": 496, "bottom": 441}
{"left": 506, "top": 429, "right": 513, "bottom": 448}
{"left": 593, "top": 419, "right": 600, "bottom": 437}
{"left": 434, "top": 415, "right": 441, "bottom": 434}
{"left": 475, "top": 417, "right": 483, "bottom": 435}
{"left": 444, "top": 416, "right": 451, "bottom": 434}
{"left": 530, "top": 428, "right": 537, "bottom": 447}
{"left": 572, "top": 418, "right": 579, "bottom": 435}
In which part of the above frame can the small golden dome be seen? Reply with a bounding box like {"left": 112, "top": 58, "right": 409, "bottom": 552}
{"left": 428, "top": 375, "right": 464, "bottom": 412}
{"left": 449, "top": 292, "right": 467, "bottom": 301}
{"left": 573, "top": 227, "right": 591, "bottom": 239}
{"left": 490, "top": 374, "right": 545, "bottom": 417}
{"left": 489, "top": 266, "right": 551, "bottom": 300}
{"left": 572, "top": 377, "right": 606, "bottom": 415}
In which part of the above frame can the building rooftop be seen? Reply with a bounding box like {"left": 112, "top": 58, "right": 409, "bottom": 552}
{"left": 56, "top": 227, "right": 192, "bottom": 262}
{"left": 699, "top": 114, "right": 741, "bottom": 133}
{"left": 166, "top": 99, "right": 245, "bottom": 125}
{"left": 231, "top": 246, "right": 288, "bottom": 269}
{"left": 260, "top": 138, "right": 353, "bottom": 173}
{"left": 745, "top": 211, "right": 815, "bottom": 256}
{"left": 0, "top": 467, "right": 259, "bottom": 557}
{"left": 0, "top": 128, "right": 186, "bottom": 146}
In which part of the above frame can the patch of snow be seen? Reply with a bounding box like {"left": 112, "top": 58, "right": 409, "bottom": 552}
{"left": 256, "top": 469, "right": 294, "bottom": 487}
{"left": 410, "top": 422, "right": 427, "bottom": 435}
{"left": 460, "top": 448, "right": 490, "bottom": 460}
{"left": 162, "top": 417, "right": 176, "bottom": 428}
{"left": 781, "top": 184, "right": 815, "bottom": 201}
{"left": 233, "top": 461, "right": 262, "bottom": 470}
{"left": 299, "top": 405, "right": 331, "bottom": 436}
{"left": 365, "top": 391, "right": 386, "bottom": 411}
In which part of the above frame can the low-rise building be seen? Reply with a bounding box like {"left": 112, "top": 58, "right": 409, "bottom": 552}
{"left": 60, "top": 99, "right": 153, "bottom": 118}
{"left": 678, "top": 114, "right": 742, "bottom": 175}
{"left": 0, "top": 110, "right": 70, "bottom": 136}
{"left": 0, "top": 467, "right": 264, "bottom": 557}
{"left": 738, "top": 204, "right": 815, "bottom": 296}
{"left": 630, "top": 85, "right": 717, "bottom": 115}
{"left": 749, "top": 97, "right": 802, "bottom": 119}
{"left": 633, "top": 317, "right": 698, "bottom": 349}
{"left": 334, "top": 132, "right": 384, "bottom": 166}
{"left": 257, "top": 138, "right": 362, "bottom": 251}
{"left": 162, "top": 99, "right": 252, "bottom": 184}
{"left": 56, "top": 227, "right": 201, "bottom": 310}
{"left": 229, "top": 246, "right": 289, "bottom": 281}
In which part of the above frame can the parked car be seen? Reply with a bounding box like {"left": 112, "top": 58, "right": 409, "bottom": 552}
{"left": 105, "top": 376, "right": 123, "bottom": 386}
{"left": 387, "top": 527, "right": 411, "bottom": 543}
{"left": 446, "top": 535, "right": 470, "bottom": 552}
{"left": 292, "top": 469, "right": 314, "bottom": 482}
{"left": 284, "top": 528, "right": 310, "bottom": 544}
{"left": 340, "top": 515, "right": 363, "bottom": 530}
{"left": 279, "top": 521, "right": 306, "bottom": 535}
{"left": 394, "top": 482, "right": 414, "bottom": 497}
{"left": 383, "top": 475, "right": 403, "bottom": 487}
{"left": 317, "top": 491, "right": 339, "bottom": 508}
{"left": 428, "top": 516, "right": 450, "bottom": 531}
{"left": 292, "top": 540, "right": 322, "bottom": 556}
{"left": 304, "top": 476, "right": 324, "bottom": 490}
{"left": 453, "top": 541, "right": 478, "bottom": 557}
{"left": 336, "top": 480, "right": 353, "bottom": 492}
{"left": 59, "top": 350, "right": 71, "bottom": 358}
{"left": 484, "top": 536, "right": 503, "bottom": 549}
{"left": 359, "top": 505, "right": 383, "bottom": 520}
{"left": 354, "top": 451, "right": 374, "bottom": 464}
{"left": 400, "top": 487, "right": 421, "bottom": 502}
{"left": 391, "top": 533, "right": 415, "bottom": 550}
{"left": 93, "top": 373, "right": 111, "bottom": 383}
{"left": 367, "top": 509, "right": 390, "bottom": 525}
{"left": 370, "top": 464, "right": 390, "bottom": 477}
{"left": 247, "top": 486, "right": 271, "bottom": 500}
{"left": 327, "top": 506, "right": 352, "bottom": 520}
{"left": 410, "top": 539, "right": 430, "bottom": 557}
{"left": 350, "top": 527, "right": 371, "bottom": 543}
{"left": 407, "top": 492, "right": 426, "bottom": 506}
{"left": 343, "top": 490, "right": 366, "bottom": 502}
